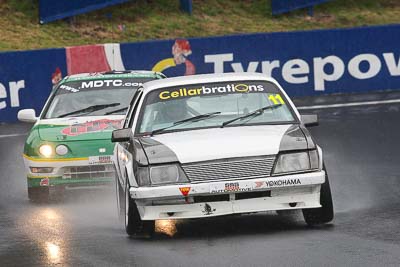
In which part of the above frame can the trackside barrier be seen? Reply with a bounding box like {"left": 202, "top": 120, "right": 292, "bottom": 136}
{"left": 271, "top": 0, "right": 333, "bottom": 15}
{"left": 1, "top": 24, "right": 400, "bottom": 122}
{"left": 39, "top": 0, "right": 193, "bottom": 24}
{"left": 39, "top": 0, "right": 130, "bottom": 24}
{"left": 180, "top": 0, "right": 193, "bottom": 15}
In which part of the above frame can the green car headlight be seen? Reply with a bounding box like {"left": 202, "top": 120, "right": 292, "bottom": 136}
{"left": 273, "top": 150, "right": 319, "bottom": 175}
{"left": 39, "top": 144, "right": 53, "bottom": 158}
{"left": 137, "top": 164, "right": 189, "bottom": 186}
{"left": 55, "top": 145, "right": 69, "bottom": 156}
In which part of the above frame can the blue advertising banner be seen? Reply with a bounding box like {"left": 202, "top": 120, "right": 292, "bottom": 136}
{"left": 119, "top": 25, "right": 400, "bottom": 96}
{"left": 1, "top": 24, "right": 400, "bottom": 122}
{"left": 39, "top": 0, "right": 130, "bottom": 24}
{"left": 0, "top": 48, "right": 67, "bottom": 122}
{"left": 271, "top": 0, "right": 332, "bottom": 15}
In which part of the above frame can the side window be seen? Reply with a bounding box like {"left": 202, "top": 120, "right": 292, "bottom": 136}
{"left": 123, "top": 90, "right": 142, "bottom": 128}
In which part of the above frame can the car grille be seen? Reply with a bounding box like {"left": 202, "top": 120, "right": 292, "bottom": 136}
{"left": 63, "top": 164, "right": 115, "bottom": 179}
{"left": 182, "top": 156, "right": 276, "bottom": 183}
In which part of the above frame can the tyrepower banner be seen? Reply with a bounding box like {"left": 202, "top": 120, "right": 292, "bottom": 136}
{"left": 1, "top": 24, "right": 400, "bottom": 122}
{"left": 271, "top": 0, "right": 333, "bottom": 15}
{"left": 39, "top": 0, "right": 130, "bottom": 24}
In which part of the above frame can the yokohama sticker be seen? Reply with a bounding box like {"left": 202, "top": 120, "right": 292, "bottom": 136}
{"left": 253, "top": 179, "right": 301, "bottom": 189}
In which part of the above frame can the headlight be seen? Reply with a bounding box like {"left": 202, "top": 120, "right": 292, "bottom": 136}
{"left": 137, "top": 164, "right": 189, "bottom": 186}
{"left": 273, "top": 150, "right": 319, "bottom": 175}
{"left": 56, "top": 145, "right": 68, "bottom": 155}
{"left": 39, "top": 144, "right": 53, "bottom": 158}
{"left": 150, "top": 165, "right": 179, "bottom": 184}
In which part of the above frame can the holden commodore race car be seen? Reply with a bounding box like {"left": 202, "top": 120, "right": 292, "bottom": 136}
{"left": 18, "top": 71, "right": 166, "bottom": 201}
{"left": 112, "top": 72, "right": 334, "bottom": 236}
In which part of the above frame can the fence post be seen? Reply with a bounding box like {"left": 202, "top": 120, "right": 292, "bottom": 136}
{"left": 180, "top": 0, "right": 192, "bottom": 15}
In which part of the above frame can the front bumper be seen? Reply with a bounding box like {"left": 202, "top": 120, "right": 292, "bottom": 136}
{"left": 23, "top": 155, "right": 115, "bottom": 188}
{"left": 130, "top": 171, "right": 325, "bottom": 220}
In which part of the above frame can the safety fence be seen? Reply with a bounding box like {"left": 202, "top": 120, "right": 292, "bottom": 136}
{"left": 271, "top": 0, "right": 333, "bottom": 15}
{"left": 1, "top": 24, "right": 400, "bottom": 122}
{"left": 39, "top": 0, "right": 193, "bottom": 24}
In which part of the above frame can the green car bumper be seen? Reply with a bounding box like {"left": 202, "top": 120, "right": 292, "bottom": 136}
{"left": 27, "top": 175, "right": 114, "bottom": 188}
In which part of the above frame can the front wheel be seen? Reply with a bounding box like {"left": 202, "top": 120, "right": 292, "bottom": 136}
{"left": 28, "top": 187, "right": 49, "bottom": 202}
{"left": 124, "top": 181, "right": 155, "bottom": 237}
{"left": 115, "top": 175, "right": 124, "bottom": 222}
{"left": 302, "top": 166, "right": 334, "bottom": 226}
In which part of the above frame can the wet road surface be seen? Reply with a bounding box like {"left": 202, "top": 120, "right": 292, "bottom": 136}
{"left": 1, "top": 93, "right": 400, "bottom": 266}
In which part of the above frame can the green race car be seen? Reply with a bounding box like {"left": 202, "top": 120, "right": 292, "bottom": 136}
{"left": 18, "top": 70, "right": 165, "bottom": 201}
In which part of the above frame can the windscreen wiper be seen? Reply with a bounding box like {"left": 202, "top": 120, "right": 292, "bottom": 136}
{"left": 57, "top": 103, "right": 120, "bottom": 118}
{"left": 105, "top": 106, "right": 128, "bottom": 115}
{"left": 221, "top": 104, "right": 282, "bottom": 128}
{"left": 151, "top": 111, "right": 221, "bottom": 136}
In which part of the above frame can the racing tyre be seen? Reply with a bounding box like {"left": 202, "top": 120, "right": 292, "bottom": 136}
{"left": 124, "top": 181, "right": 155, "bottom": 237}
{"left": 302, "top": 165, "right": 334, "bottom": 226}
{"left": 115, "top": 177, "right": 124, "bottom": 222}
{"left": 28, "top": 187, "right": 49, "bottom": 202}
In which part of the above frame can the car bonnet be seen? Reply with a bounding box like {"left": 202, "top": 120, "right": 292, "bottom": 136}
{"left": 37, "top": 115, "right": 124, "bottom": 142}
{"left": 138, "top": 124, "right": 311, "bottom": 164}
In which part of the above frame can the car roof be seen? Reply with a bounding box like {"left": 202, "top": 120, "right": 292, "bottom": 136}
{"left": 61, "top": 70, "right": 165, "bottom": 84}
{"left": 142, "top": 72, "right": 278, "bottom": 93}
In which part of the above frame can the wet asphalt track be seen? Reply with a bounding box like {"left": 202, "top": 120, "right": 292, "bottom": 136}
{"left": 1, "top": 92, "right": 400, "bottom": 266}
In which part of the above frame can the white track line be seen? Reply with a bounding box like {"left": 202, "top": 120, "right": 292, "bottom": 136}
{"left": 297, "top": 98, "right": 400, "bottom": 110}
{"left": 0, "top": 133, "right": 27, "bottom": 138}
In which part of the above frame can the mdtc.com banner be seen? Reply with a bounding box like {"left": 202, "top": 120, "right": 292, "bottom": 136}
{"left": 1, "top": 24, "right": 400, "bottom": 122}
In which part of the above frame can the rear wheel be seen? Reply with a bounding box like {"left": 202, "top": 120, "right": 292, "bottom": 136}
{"left": 302, "top": 165, "right": 334, "bottom": 226}
{"left": 124, "top": 181, "right": 155, "bottom": 237}
{"left": 28, "top": 187, "right": 49, "bottom": 202}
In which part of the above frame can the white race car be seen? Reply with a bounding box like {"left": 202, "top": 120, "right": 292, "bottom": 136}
{"left": 112, "top": 73, "right": 334, "bottom": 236}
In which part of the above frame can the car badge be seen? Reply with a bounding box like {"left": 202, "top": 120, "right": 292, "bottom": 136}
{"left": 99, "top": 148, "right": 106, "bottom": 153}
{"left": 56, "top": 135, "right": 67, "bottom": 141}
{"left": 179, "top": 187, "right": 191, "bottom": 197}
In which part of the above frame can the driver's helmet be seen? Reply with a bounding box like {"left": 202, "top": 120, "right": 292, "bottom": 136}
{"left": 159, "top": 99, "right": 190, "bottom": 123}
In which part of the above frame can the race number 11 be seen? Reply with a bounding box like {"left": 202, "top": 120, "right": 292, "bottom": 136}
{"left": 268, "top": 94, "right": 285, "bottom": 105}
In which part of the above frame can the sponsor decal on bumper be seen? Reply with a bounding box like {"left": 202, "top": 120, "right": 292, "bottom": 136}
{"left": 179, "top": 186, "right": 191, "bottom": 196}
{"left": 254, "top": 178, "right": 301, "bottom": 189}
{"left": 130, "top": 171, "right": 325, "bottom": 200}
{"left": 88, "top": 155, "right": 113, "bottom": 165}
{"left": 207, "top": 178, "right": 301, "bottom": 194}
{"left": 210, "top": 181, "right": 253, "bottom": 194}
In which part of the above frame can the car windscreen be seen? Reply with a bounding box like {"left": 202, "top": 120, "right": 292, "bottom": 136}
{"left": 137, "top": 80, "right": 297, "bottom": 135}
{"left": 43, "top": 78, "right": 154, "bottom": 119}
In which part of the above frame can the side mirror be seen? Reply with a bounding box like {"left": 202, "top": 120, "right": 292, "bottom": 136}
{"left": 112, "top": 128, "right": 132, "bottom": 143}
{"left": 301, "top": 114, "right": 319, "bottom": 127}
{"left": 17, "top": 109, "right": 38, "bottom": 123}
